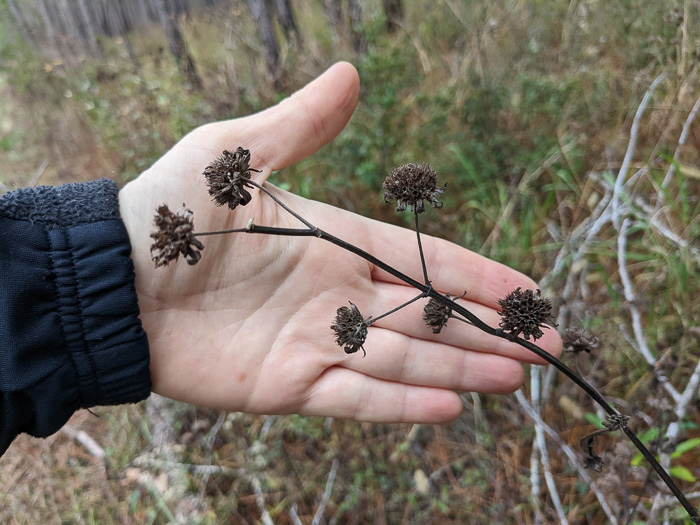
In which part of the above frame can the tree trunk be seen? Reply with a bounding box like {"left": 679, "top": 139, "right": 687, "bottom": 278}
{"left": 246, "top": 0, "right": 280, "bottom": 82}
{"left": 75, "top": 0, "right": 101, "bottom": 57}
{"left": 35, "top": 0, "right": 61, "bottom": 59}
{"left": 6, "top": 0, "right": 36, "bottom": 51}
{"left": 273, "top": 0, "right": 301, "bottom": 46}
{"left": 382, "top": 0, "right": 403, "bottom": 33}
{"left": 157, "top": 0, "right": 203, "bottom": 89}
{"left": 57, "top": 0, "right": 84, "bottom": 57}
{"left": 322, "top": 0, "right": 343, "bottom": 47}
{"left": 348, "top": 0, "right": 365, "bottom": 55}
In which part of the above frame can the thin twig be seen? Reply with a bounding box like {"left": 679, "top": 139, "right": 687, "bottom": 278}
{"left": 289, "top": 503, "right": 304, "bottom": 525}
{"left": 612, "top": 73, "right": 665, "bottom": 228}
{"left": 617, "top": 218, "right": 656, "bottom": 364}
{"left": 248, "top": 179, "right": 316, "bottom": 230}
{"left": 515, "top": 390, "right": 620, "bottom": 525}
{"left": 61, "top": 424, "right": 105, "bottom": 461}
{"left": 131, "top": 456, "right": 237, "bottom": 476}
{"left": 528, "top": 366, "right": 543, "bottom": 521}
{"left": 245, "top": 470, "right": 274, "bottom": 525}
{"left": 197, "top": 411, "right": 227, "bottom": 503}
{"left": 659, "top": 95, "right": 700, "bottom": 199}
{"left": 312, "top": 457, "right": 339, "bottom": 525}
{"left": 368, "top": 292, "right": 427, "bottom": 324}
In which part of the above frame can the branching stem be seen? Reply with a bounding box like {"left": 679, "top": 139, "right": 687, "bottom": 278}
{"left": 190, "top": 183, "right": 699, "bottom": 521}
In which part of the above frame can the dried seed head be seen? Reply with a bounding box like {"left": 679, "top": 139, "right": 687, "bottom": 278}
{"left": 423, "top": 293, "right": 464, "bottom": 334}
{"left": 423, "top": 296, "right": 452, "bottom": 334}
{"left": 562, "top": 327, "right": 599, "bottom": 354}
{"left": 331, "top": 302, "right": 370, "bottom": 357}
{"left": 583, "top": 453, "right": 605, "bottom": 472}
{"left": 383, "top": 163, "right": 446, "bottom": 213}
{"left": 497, "top": 288, "right": 557, "bottom": 341}
{"left": 150, "top": 204, "right": 204, "bottom": 267}
{"left": 204, "top": 147, "right": 260, "bottom": 210}
{"left": 603, "top": 413, "right": 629, "bottom": 432}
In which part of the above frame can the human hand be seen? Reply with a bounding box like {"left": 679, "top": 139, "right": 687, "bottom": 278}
{"left": 119, "top": 62, "right": 562, "bottom": 423}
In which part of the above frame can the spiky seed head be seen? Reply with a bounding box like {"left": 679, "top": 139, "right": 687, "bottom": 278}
{"left": 423, "top": 295, "right": 453, "bottom": 334}
{"left": 562, "top": 327, "right": 599, "bottom": 354}
{"left": 150, "top": 204, "right": 204, "bottom": 267}
{"left": 331, "top": 302, "right": 370, "bottom": 357}
{"left": 497, "top": 288, "right": 557, "bottom": 341}
{"left": 204, "top": 147, "right": 259, "bottom": 210}
{"left": 383, "top": 163, "right": 446, "bottom": 213}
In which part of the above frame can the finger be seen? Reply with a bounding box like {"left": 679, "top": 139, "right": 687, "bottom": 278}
{"left": 194, "top": 62, "right": 360, "bottom": 173}
{"left": 345, "top": 326, "right": 525, "bottom": 393}
{"left": 302, "top": 366, "right": 464, "bottom": 423}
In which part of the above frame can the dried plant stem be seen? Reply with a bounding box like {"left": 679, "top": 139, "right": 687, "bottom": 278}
{"left": 616, "top": 218, "right": 656, "bottom": 365}
{"left": 368, "top": 292, "right": 427, "bottom": 324}
{"left": 192, "top": 183, "right": 699, "bottom": 522}
{"left": 60, "top": 424, "right": 105, "bottom": 461}
{"left": 414, "top": 211, "right": 430, "bottom": 285}
{"left": 659, "top": 94, "right": 700, "bottom": 199}
{"left": 530, "top": 367, "right": 569, "bottom": 525}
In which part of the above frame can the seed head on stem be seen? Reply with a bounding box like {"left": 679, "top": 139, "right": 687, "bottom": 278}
{"left": 382, "top": 163, "right": 446, "bottom": 213}
{"left": 497, "top": 287, "right": 557, "bottom": 341}
{"left": 331, "top": 302, "right": 371, "bottom": 357}
{"left": 150, "top": 204, "right": 204, "bottom": 267}
{"left": 204, "top": 147, "right": 261, "bottom": 210}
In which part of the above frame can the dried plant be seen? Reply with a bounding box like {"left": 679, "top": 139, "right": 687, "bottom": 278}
{"left": 150, "top": 204, "right": 204, "bottom": 267}
{"left": 382, "top": 163, "right": 446, "bottom": 213}
{"left": 203, "top": 147, "right": 261, "bottom": 210}
{"left": 563, "top": 327, "right": 599, "bottom": 354}
{"left": 148, "top": 147, "right": 700, "bottom": 523}
{"left": 497, "top": 287, "right": 557, "bottom": 341}
{"left": 330, "top": 302, "right": 370, "bottom": 357}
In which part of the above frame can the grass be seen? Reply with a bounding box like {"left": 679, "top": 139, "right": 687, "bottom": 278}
{"left": 1, "top": 0, "right": 699, "bottom": 522}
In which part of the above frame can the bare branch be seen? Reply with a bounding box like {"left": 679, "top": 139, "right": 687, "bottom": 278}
{"left": 612, "top": 74, "right": 665, "bottom": 228}
{"left": 515, "top": 390, "right": 620, "bottom": 525}
{"left": 312, "top": 457, "right": 340, "bottom": 525}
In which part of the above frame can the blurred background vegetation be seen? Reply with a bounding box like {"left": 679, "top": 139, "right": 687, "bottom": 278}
{"left": 0, "top": 0, "right": 699, "bottom": 523}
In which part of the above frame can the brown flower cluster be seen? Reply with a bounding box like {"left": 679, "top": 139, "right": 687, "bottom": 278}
{"left": 497, "top": 288, "right": 556, "bottom": 341}
{"left": 150, "top": 204, "right": 204, "bottom": 267}
{"left": 204, "top": 147, "right": 260, "bottom": 210}
{"left": 383, "top": 163, "right": 446, "bottom": 213}
{"left": 562, "top": 327, "right": 599, "bottom": 354}
{"left": 331, "top": 302, "right": 370, "bottom": 357}
{"left": 423, "top": 293, "right": 465, "bottom": 334}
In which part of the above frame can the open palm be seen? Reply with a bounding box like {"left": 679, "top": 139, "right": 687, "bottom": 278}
{"left": 119, "top": 62, "right": 562, "bottom": 423}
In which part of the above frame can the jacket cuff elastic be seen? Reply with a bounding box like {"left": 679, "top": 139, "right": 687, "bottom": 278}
{"left": 0, "top": 179, "right": 151, "bottom": 452}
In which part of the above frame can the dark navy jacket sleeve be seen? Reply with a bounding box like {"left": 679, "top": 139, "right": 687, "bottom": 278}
{"left": 0, "top": 179, "right": 151, "bottom": 456}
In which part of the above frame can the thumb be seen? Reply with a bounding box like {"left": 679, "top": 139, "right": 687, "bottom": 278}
{"left": 191, "top": 62, "right": 360, "bottom": 173}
